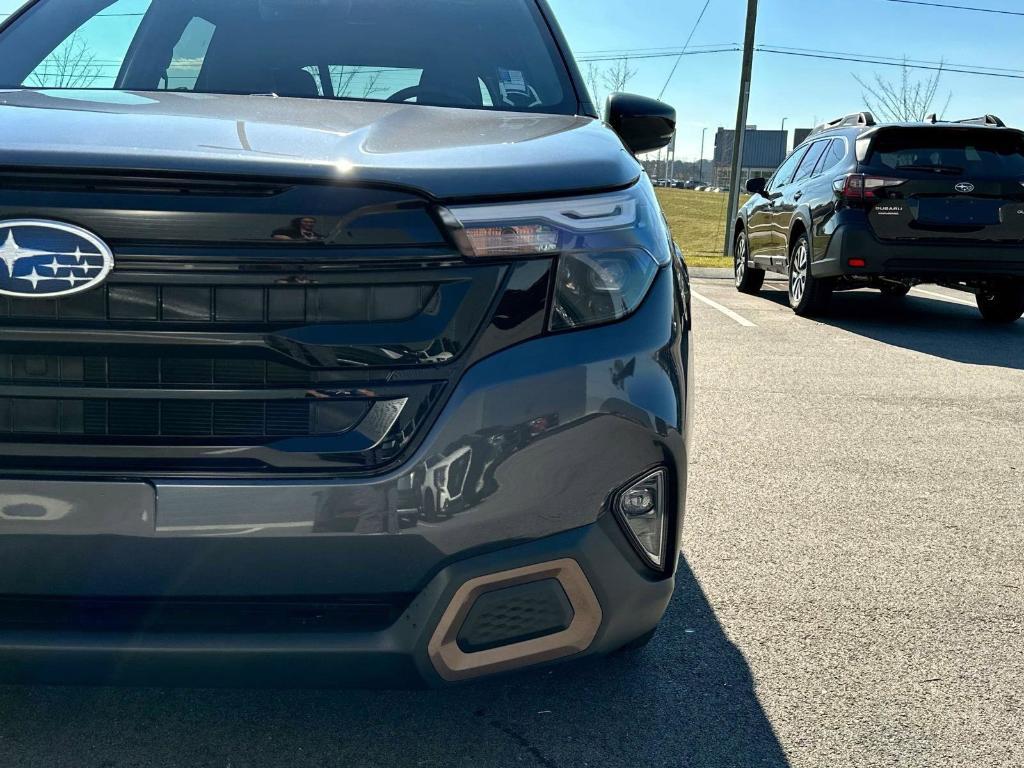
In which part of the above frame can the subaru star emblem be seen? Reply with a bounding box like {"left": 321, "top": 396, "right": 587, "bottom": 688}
{"left": 955, "top": 182, "right": 976, "bottom": 194}
{"left": 0, "top": 220, "right": 114, "bottom": 299}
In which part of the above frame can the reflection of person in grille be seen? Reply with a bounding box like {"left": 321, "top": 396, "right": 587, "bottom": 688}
{"left": 273, "top": 217, "right": 324, "bottom": 242}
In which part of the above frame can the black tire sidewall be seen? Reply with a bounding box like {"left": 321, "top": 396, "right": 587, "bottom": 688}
{"left": 977, "top": 283, "right": 1024, "bottom": 323}
{"left": 788, "top": 233, "right": 830, "bottom": 316}
{"left": 734, "top": 230, "right": 764, "bottom": 294}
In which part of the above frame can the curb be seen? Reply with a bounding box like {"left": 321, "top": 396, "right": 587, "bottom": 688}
{"left": 689, "top": 267, "right": 786, "bottom": 282}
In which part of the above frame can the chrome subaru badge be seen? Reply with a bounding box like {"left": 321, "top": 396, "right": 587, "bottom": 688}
{"left": 0, "top": 220, "right": 114, "bottom": 298}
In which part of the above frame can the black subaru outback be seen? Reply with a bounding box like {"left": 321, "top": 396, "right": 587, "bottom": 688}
{"left": 0, "top": 0, "right": 690, "bottom": 685}
{"left": 734, "top": 111, "right": 1024, "bottom": 322}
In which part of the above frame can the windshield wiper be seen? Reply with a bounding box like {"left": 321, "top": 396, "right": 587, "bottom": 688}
{"left": 895, "top": 164, "right": 965, "bottom": 175}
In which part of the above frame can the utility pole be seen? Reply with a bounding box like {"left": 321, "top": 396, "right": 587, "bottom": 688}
{"left": 723, "top": 0, "right": 758, "bottom": 257}
{"left": 698, "top": 127, "right": 707, "bottom": 183}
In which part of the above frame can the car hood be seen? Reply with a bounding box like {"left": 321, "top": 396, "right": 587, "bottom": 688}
{"left": 0, "top": 90, "right": 639, "bottom": 201}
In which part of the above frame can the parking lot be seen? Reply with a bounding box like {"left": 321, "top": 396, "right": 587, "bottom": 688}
{"left": 1, "top": 276, "right": 1022, "bottom": 768}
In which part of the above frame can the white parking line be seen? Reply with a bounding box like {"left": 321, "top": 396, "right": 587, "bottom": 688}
{"left": 911, "top": 287, "right": 977, "bottom": 307}
{"left": 690, "top": 289, "right": 757, "bottom": 327}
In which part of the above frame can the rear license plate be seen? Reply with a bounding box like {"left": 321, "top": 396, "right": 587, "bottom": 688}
{"left": 917, "top": 198, "right": 1001, "bottom": 226}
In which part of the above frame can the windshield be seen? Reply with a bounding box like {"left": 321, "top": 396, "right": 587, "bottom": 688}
{"left": 865, "top": 127, "right": 1024, "bottom": 177}
{"left": 0, "top": 0, "right": 578, "bottom": 114}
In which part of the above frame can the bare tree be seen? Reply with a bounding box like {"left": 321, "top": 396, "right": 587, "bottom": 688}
{"left": 584, "top": 62, "right": 604, "bottom": 110}
{"left": 602, "top": 57, "right": 638, "bottom": 96}
{"left": 329, "top": 66, "right": 387, "bottom": 100}
{"left": 584, "top": 58, "right": 638, "bottom": 117}
{"left": 854, "top": 60, "right": 952, "bottom": 123}
{"left": 29, "top": 33, "right": 103, "bottom": 89}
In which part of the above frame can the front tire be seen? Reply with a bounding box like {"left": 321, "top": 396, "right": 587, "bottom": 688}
{"left": 788, "top": 233, "right": 832, "bottom": 317}
{"left": 422, "top": 492, "right": 440, "bottom": 522}
{"left": 976, "top": 282, "right": 1024, "bottom": 323}
{"left": 734, "top": 229, "right": 764, "bottom": 295}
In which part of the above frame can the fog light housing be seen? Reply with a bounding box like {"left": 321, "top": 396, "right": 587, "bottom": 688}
{"left": 614, "top": 469, "right": 669, "bottom": 570}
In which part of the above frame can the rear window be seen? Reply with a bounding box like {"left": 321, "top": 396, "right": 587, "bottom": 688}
{"left": 0, "top": 0, "right": 577, "bottom": 115}
{"left": 865, "top": 128, "right": 1024, "bottom": 177}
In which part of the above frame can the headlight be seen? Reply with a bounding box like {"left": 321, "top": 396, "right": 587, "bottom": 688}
{"left": 445, "top": 179, "right": 671, "bottom": 330}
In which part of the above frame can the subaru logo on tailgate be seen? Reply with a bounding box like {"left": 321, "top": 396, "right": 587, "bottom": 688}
{"left": 0, "top": 220, "right": 114, "bottom": 298}
{"left": 955, "top": 182, "right": 976, "bottom": 193}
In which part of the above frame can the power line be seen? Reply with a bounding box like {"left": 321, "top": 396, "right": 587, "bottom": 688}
{"left": 576, "top": 42, "right": 737, "bottom": 56}
{"left": 579, "top": 41, "right": 1023, "bottom": 81}
{"left": 880, "top": 0, "right": 1024, "bottom": 16}
{"left": 659, "top": 0, "right": 712, "bottom": 100}
{"left": 762, "top": 44, "right": 1024, "bottom": 76}
{"left": 577, "top": 47, "right": 738, "bottom": 63}
{"left": 756, "top": 46, "right": 1024, "bottom": 80}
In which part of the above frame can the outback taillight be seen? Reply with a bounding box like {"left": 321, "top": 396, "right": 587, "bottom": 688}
{"left": 833, "top": 174, "right": 906, "bottom": 205}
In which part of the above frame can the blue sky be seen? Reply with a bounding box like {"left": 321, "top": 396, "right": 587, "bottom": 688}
{"left": 3, "top": 0, "right": 1022, "bottom": 160}
{"left": 549, "top": 0, "right": 1024, "bottom": 158}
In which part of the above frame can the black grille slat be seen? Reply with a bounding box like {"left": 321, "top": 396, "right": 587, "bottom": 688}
{"left": 163, "top": 401, "right": 214, "bottom": 437}
{"left": 0, "top": 257, "right": 495, "bottom": 471}
{"left": 0, "top": 283, "right": 436, "bottom": 327}
{"left": 0, "top": 355, "right": 314, "bottom": 388}
{"left": 108, "top": 401, "right": 160, "bottom": 436}
{"left": 266, "top": 401, "right": 310, "bottom": 436}
{"left": 0, "top": 398, "right": 369, "bottom": 439}
{"left": 213, "top": 401, "right": 265, "bottom": 436}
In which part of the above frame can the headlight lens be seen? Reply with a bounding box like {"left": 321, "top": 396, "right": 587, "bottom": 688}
{"left": 446, "top": 179, "right": 671, "bottom": 330}
{"left": 550, "top": 249, "right": 657, "bottom": 330}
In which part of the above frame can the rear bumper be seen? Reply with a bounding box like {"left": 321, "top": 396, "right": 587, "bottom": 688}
{"left": 812, "top": 222, "right": 1024, "bottom": 280}
{"left": 0, "top": 268, "right": 691, "bottom": 685}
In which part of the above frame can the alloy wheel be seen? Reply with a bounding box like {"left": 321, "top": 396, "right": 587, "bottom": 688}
{"left": 734, "top": 236, "right": 747, "bottom": 288}
{"left": 789, "top": 241, "right": 809, "bottom": 307}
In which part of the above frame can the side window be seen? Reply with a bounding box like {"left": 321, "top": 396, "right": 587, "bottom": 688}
{"left": 162, "top": 17, "right": 216, "bottom": 92}
{"left": 793, "top": 140, "right": 829, "bottom": 184}
{"left": 23, "top": 0, "right": 151, "bottom": 89}
{"left": 768, "top": 146, "right": 809, "bottom": 192}
{"left": 815, "top": 138, "right": 847, "bottom": 176}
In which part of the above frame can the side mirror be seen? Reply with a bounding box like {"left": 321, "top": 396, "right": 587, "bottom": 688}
{"left": 606, "top": 93, "right": 676, "bottom": 155}
{"left": 745, "top": 177, "right": 768, "bottom": 196}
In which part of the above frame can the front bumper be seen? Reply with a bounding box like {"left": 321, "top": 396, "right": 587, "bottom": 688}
{"left": 0, "top": 517, "right": 675, "bottom": 687}
{"left": 812, "top": 222, "right": 1024, "bottom": 280}
{"left": 0, "top": 268, "right": 691, "bottom": 685}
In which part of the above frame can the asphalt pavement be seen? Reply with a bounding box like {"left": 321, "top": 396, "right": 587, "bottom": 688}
{"left": 1, "top": 277, "right": 1022, "bottom": 767}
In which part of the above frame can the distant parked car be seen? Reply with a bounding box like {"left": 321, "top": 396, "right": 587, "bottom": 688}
{"left": 734, "top": 111, "right": 1024, "bottom": 322}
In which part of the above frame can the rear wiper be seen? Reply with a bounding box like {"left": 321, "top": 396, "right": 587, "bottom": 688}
{"left": 895, "top": 164, "right": 964, "bottom": 175}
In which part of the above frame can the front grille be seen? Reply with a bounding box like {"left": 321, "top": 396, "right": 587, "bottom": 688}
{"left": 0, "top": 354, "right": 313, "bottom": 388}
{"left": 0, "top": 398, "right": 367, "bottom": 439}
{"left": 0, "top": 206, "right": 505, "bottom": 472}
{"left": 0, "top": 282, "right": 438, "bottom": 327}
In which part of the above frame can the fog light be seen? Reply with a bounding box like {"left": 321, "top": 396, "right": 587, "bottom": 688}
{"left": 614, "top": 469, "right": 668, "bottom": 570}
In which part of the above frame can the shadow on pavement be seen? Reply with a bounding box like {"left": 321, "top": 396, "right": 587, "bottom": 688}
{"left": 0, "top": 560, "right": 788, "bottom": 768}
{"left": 763, "top": 286, "right": 1024, "bottom": 370}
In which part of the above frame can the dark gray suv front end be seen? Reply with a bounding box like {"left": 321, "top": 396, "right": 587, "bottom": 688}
{"left": 0, "top": 0, "right": 691, "bottom": 686}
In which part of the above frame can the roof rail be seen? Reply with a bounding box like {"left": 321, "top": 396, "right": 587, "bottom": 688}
{"left": 923, "top": 114, "right": 1006, "bottom": 127}
{"left": 955, "top": 114, "right": 1006, "bottom": 127}
{"left": 810, "top": 111, "right": 877, "bottom": 136}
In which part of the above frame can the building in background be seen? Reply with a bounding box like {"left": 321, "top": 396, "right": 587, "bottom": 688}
{"left": 792, "top": 128, "right": 813, "bottom": 148}
{"left": 712, "top": 127, "right": 787, "bottom": 189}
